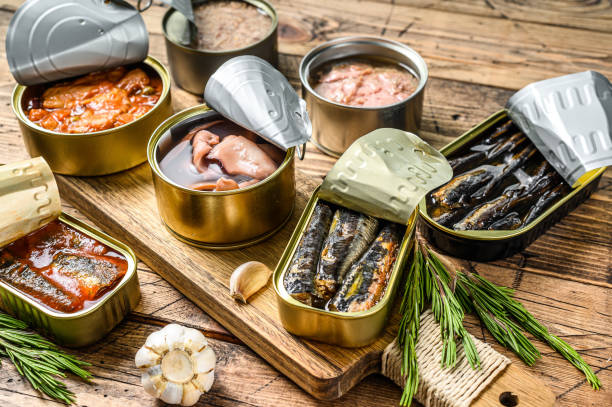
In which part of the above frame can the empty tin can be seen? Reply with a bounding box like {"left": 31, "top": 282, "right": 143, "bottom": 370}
{"left": 11, "top": 56, "right": 173, "bottom": 176}
{"left": 0, "top": 213, "right": 141, "bottom": 348}
{"left": 418, "top": 110, "right": 606, "bottom": 261}
{"left": 274, "top": 129, "right": 452, "bottom": 347}
{"left": 162, "top": 0, "right": 278, "bottom": 95}
{"left": 300, "top": 36, "right": 428, "bottom": 157}
{"left": 148, "top": 105, "right": 295, "bottom": 249}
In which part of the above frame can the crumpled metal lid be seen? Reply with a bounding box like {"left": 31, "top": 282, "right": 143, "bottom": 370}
{"left": 319, "top": 129, "right": 452, "bottom": 225}
{"left": 204, "top": 56, "right": 311, "bottom": 154}
{"left": 6, "top": 0, "right": 148, "bottom": 86}
{"left": 507, "top": 71, "right": 612, "bottom": 186}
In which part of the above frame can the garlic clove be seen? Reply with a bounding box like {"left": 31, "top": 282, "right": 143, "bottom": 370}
{"left": 229, "top": 261, "right": 272, "bottom": 303}
{"left": 181, "top": 382, "right": 203, "bottom": 406}
{"left": 183, "top": 327, "right": 208, "bottom": 354}
{"left": 164, "top": 324, "right": 187, "bottom": 351}
{"left": 144, "top": 329, "right": 168, "bottom": 354}
{"left": 135, "top": 346, "right": 161, "bottom": 369}
{"left": 193, "top": 347, "right": 216, "bottom": 374}
{"left": 193, "top": 371, "right": 215, "bottom": 393}
{"left": 142, "top": 365, "right": 164, "bottom": 398}
{"left": 160, "top": 381, "right": 183, "bottom": 405}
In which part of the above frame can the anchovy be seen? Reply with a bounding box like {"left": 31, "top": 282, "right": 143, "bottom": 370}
{"left": 449, "top": 130, "right": 525, "bottom": 174}
{"left": 328, "top": 223, "right": 402, "bottom": 312}
{"left": 314, "top": 209, "right": 378, "bottom": 300}
{"left": 283, "top": 202, "right": 333, "bottom": 305}
{"left": 522, "top": 183, "right": 567, "bottom": 225}
{"left": 489, "top": 212, "right": 522, "bottom": 230}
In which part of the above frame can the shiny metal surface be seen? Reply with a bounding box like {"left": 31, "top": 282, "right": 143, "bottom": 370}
{"left": 274, "top": 190, "right": 415, "bottom": 347}
{"left": 148, "top": 105, "right": 296, "bottom": 249}
{"left": 299, "top": 36, "right": 428, "bottom": 157}
{"left": 0, "top": 213, "right": 141, "bottom": 348}
{"left": 7, "top": 0, "right": 148, "bottom": 86}
{"left": 11, "top": 56, "right": 173, "bottom": 176}
{"left": 507, "top": 71, "right": 612, "bottom": 186}
{"left": 162, "top": 0, "right": 278, "bottom": 95}
{"left": 204, "top": 56, "right": 311, "bottom": 151}
{"left": 417, "top": 110, "right": 606, "bottom": 260}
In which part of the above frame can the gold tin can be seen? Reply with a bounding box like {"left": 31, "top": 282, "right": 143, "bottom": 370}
{"left": 0, "top": 213, "right": 141, "bottom": 348}
{"left": 11, "top": 56, "right": 173, "bottom": 176}
{"left": 163, "top": 0, "right": 278, "bottom": 95}
{"left": 418, "top": 110, "right": 607, "bottom": 261}
{"left": 273, "top": 129, "right": 452, "bottom": 347}
{"left": 299, "top": 36, "right": 428, "bottom": 157}
{"left": 148, "top": 105, "right": 296, "bottom": 249}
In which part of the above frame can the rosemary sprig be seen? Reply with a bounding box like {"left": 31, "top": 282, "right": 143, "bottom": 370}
{"left": 397, "top": 245, "right": 424, "bottom": 405}
{"left": 460, "top": 272, "right": 601, "bottom": 389}
{"left": 0, "top": 312, "right": 92, "bottom": 404}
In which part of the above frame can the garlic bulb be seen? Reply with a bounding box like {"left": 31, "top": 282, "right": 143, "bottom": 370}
{"left": 229, "top": 261, "right": 272, "bottom": 303}
{"left": 135, "top": 324, "right": 215, "bottom": 406}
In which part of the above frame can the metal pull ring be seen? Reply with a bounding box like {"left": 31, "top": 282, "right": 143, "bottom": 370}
{"left": 297, "top": 143, "right": 306, "bottom": 160}
{"left": 137, "top": 0, "right": 152, "bottom": 12}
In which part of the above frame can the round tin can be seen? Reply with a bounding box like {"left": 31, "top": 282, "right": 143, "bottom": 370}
{"left": 11, "top": 56, "right": 173, "bottom": 176}
{"left": 162, "top": 0, "right": 278, "bottom": 95}
{"left": 147, "top": 105, "right": 296, "bottom": 249}
{"left": 299, "top": 36, "right": 428, "bottom": 157}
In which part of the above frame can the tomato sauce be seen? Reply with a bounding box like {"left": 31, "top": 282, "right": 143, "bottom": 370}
{"left": 0, "top": 220, "right": 128, "bottom": 313}
{"left": 25, "top": 66, "right": 162, "bottom": 134}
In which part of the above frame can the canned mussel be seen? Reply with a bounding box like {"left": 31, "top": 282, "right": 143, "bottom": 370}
{"left": 0, "top": 158, "right": 140, "bottom": 347}
{"left": 418, "top": 110, "right": 606, "bottom": 261}
{"left": 148, "top": 56, "right": 311, "bottom": 248}
{"left": 274, "top": 129, "right": 452, "bottom": 347}
{"left": 300, "top": 36, "right": 428, "bottom": 157}
{"left": 7, "top": 0, "right": 173, "bottom": 175}
{"left": 163, "top": 0, "right": 278, "bottom": 94}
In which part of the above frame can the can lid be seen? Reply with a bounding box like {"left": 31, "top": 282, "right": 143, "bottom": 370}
{"left": 204, "top": 56, "right": 311, "bottom": 153}
{"left": 319, "top": 129, "right": 452, "bottom": 225}
{"left": 159, "top": 0, "right": 194, "bottom": 22}
{"left": 6, "top": 0, "right": 149, "bottom": 86}
{"left": 507, "top": 71, "right": 612, "bottom": 187}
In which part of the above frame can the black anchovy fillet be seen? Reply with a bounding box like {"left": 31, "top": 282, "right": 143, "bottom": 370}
{"left": 283, "top": 202, "right": 333, "bottom": 305}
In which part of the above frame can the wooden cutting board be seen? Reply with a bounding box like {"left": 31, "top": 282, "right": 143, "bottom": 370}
{"left": 38, "top": 162, "right": 553, "bottom": 405}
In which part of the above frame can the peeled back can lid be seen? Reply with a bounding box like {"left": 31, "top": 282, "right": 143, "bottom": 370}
{"left": 204, "top": 56, "right": 312, "bottom": 156}
{"left": 6, "top": 0, "right": 149, "bottom": 86}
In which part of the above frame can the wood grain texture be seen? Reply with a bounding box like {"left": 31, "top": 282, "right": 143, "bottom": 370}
{"left": 0, "top": 0, "right": 610, "bottom": 405}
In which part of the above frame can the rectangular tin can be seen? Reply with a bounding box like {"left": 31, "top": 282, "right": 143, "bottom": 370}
{"left": 273, "top": 128, "right": 452, "bottom": 347}
{"left": 274, "top": 189, "right": 416, "bottom": 347}
{"left": 417, "top": 110, "right": 606, "bottom": 262}
{"left": 0, "top": 213, "right": 141, "bottom": 347}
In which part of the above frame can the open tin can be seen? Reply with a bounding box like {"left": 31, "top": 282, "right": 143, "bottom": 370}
{"left": 0, "top": 213, "right": 140, "bottom": 347}
{"left": 163, "top": 0, "right": 278, "bottom": 95}
{"left": 300, "top": 36, "right": 428, "bottom": 157}
{"left": 274, "top": 129, "right": 451, "bottom": 347}
{"left": 12, "top": 56, "right": 173, "bottom": 176}
{"left": 418, "top": 110, "right": 606, "bottom": 261}
{"left": 148, "top": 56, "right": 310, "bottom": 248}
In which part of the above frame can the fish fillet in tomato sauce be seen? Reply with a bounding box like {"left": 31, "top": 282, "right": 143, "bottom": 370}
{"left": 0, "top": 220, "right": 128, "bottom": 313}
{"left": 25, "top": 65, "right": 162, "bottom": 133}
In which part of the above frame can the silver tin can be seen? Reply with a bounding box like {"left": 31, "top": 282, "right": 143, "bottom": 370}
{"left": 6, "top": 0, "right": 148, "bottom": 86}
{"left": 162, "top": 0, "right": 278, "bottom": 95}
{"left": 299, "top": 36, "right": 428, "bottom": 157}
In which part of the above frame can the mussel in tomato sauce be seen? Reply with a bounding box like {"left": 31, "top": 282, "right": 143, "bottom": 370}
{"left": 25, "top": 65, "right": 163, "bottom": 134}
{"left": 0, "top": 220, "right": 128, "bottom": 313}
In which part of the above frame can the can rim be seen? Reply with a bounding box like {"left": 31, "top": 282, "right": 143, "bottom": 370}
{"left": 416, "top": 109, "right": 608, "bottom": 241}
{"left": 161, "top": 0, "right": 278, "bottom": 55}
{"left": 147, "top": 104, "right": 295, "bottom": 196}
{"left": 0, "top": 213, "right": 138, "bottom": 320}
{"left": 299, "top": 35, "right": 429, "bottom": 111}
{"left": 11, "top": 55, "right": 171, "bottom": 139}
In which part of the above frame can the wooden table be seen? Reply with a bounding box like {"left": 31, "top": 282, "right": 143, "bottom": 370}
{"left": 0, "top": 1, "right": 610, "bottom": 406}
